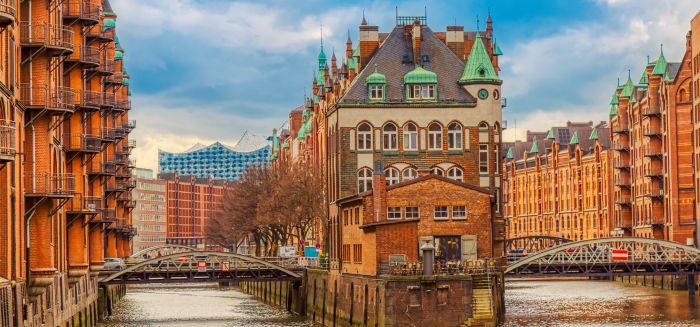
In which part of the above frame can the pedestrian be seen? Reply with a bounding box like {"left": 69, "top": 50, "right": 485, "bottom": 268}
{"left": 157, "top": 251, "right": 162, "bottom": 269}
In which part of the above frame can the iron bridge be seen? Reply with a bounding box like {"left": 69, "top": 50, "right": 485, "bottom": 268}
{"left": 128, "top": 245, "right": 200, "bottom": 263}
{"left": 505, "top": 237, "right": 700, "bottom": 277}
{"left": 505, "top": 236, "right": 572, "bottom": 253}
{"left": 99, "top": 251, "right": 303, "bottom": 285}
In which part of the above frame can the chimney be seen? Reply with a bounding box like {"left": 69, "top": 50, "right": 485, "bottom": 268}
{"left": 412, "top": 19, "right": 422, "bottom": 66}
{"left": 417, "top": 168, "right": 431, "bottom": 177}
{"left": 446, "top": 25, "right": 464, "bottom": 60}
{"left": 372, "top": 161, "right": 387, "bottom": 222}
{"left": 359, "top": 19, "right": 379, "bottom": 70}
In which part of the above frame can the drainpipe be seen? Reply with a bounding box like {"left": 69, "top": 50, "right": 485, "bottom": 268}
{"left": 25, "top": 209, "right": 36, "bottom": 287}
{"left": 31, "top": 125, "right": 35, "bottom": 191}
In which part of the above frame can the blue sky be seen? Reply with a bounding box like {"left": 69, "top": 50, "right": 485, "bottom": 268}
{"left": 111, "top": 0, "right": 700, "bottom": 172}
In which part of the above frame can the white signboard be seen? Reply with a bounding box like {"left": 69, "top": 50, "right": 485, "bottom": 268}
{"left": 197, "top": 261, "right": 206, "bottom": 272}
{"left": 280, "top": 246, "right": 297, "bottom": 257}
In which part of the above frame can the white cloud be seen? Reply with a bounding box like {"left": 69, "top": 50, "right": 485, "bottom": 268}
{"left": 111, "top": 0, "right": 369, "bottom": 54}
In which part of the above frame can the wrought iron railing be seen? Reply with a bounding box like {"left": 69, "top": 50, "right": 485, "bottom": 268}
{"left": 66, "top": 45, "right": 99, "bottom": 64}
{"left": 19, "top": 22, "right": 74, "bottom": 50}
{"left": 613, "top": 177, "right": 629, "bottom": 186}
{"left": 85, "top": 24, "right": 114, "bottom": 40}
{"left": 62, "top": 0, "right": 99, "bottom": 21}
{"left": 101, "top": 209, "right": 116, "bottom": 222}
{"left": 101, "top": 127, "right": 115, "bottom": 140}
{"left": 63, "top": 133, "right": 100, "bottom": 152}
{"left": 0, "top": 0, "right": 16, "bottom": 24}
{"left": 87, "top": 160, "right": 115, "bottom": 175}
{"left": 612, "top": 142, "right": 629, "bottom": 151}
{"left": 24, "top": 173, "right": 75, "bottom": 195}
{"left": 115, "top": 99, "right": 130, "bottom": 110}
{"left": 615, "top": 219, "right": 633, "bottom": 229}
{"left": 18, "top": 84, "right": 75, "bottom": 110}
{"left": 614, "top": 195, "right": 631, "bottom": 204}
{"left": 127, "top": 120, "right": 136, "bottom": 130}
{"left": 612, "top": 124, "right": 629, "bottom": 133}
{"left": 66, "top": 194, "right": 101, "bottom": 212}
{"left": 127, "top": 140, "right": 136, "bottom": 148}
{"left": 101, "top": 92, "right": 115, "bottom": 106}
{"left": 0, "top": 119, "right": 15, "bottom": 157}
{"left": 643, "top": 147, "right": 662, "bottom": 157}
{"left": 643, "top": 126, "right": 662, "bottom": 136}
{"left": 79, "top": 90, "right": 101, "bottom": 108}
{"left": 115, "top": 153, "right": 128, "bottom": 165}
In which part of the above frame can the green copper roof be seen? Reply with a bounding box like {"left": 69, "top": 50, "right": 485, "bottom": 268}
{"left": 609, "top": 104, "right": 617, "bottom": 115}
{"left": 569, "top": 131, "right": 579, "bottom": 145}
{"left": 651, "top": 47, "right": 667, "bottom": 75}
{"left": 459, "top": 31, "right": 501, "bottom": 83}
{"left": 630, "top": 88, "right": 637, "bottom": 103}
{"left": 404, "top": 65, "right": 437, "bottom": 84}
{"left": 297, "top": 125, "right": 306, "bottom": 139}
{"left": 273, "top": 133, "right": 278, "bottom": 153}
{"left": 664, "top": 71, "right": 672, "bottom": 82}
{"left": 589, "top": 128, "right": 598, "bottom": 140}
{"left": 546, "top": 128, "right": 555, "bottom": 139}
{"left": 366, "top": 64, "right": 386, "bottom": 84}
{"left": 114, "top": 51, "right": 123, "bottom": 60}
{"left": 282, "top": 143, "right": 289, "bottom": 148}
{"left": 610, "top": 90, "right": 619, "bottom": 105}
{"left": 115, "top": 35, "right": 120, "bottom": 43}
{"left": 493, "top": 41, "right": 503, "bottom": 56}
{"left": 506, "top": 147, "right": 513, "bottom": 159}
{"left": 620, "top": 74, "right": 634, "bottom": 98}
{"left": 122, "top": 78, "right": 129, "bottom": 85}
{"left": 103, "top": 18, "right": 116, "bottom": 30}
{"left": 128, "top": 90, "right": 131, "bottom": 96}
{"left": 530, "top": 136, "right": 538, "bottom": 153}
{"left": 638, "top": 70, "right": 648, "bottom": 84}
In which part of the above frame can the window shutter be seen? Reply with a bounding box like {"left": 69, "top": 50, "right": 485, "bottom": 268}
{"left": 461, "top": 235, "right": 477, "bottom": 260}
{"left": 349, "top": 129, "right": 356, "bottom": 151}
{"left": 418, "top": 235, "right": 434, "bottom": 257}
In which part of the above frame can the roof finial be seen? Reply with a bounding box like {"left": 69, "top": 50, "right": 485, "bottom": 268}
{"left": 647, "top": 55, "right": 649, "bottom": 64}
{"left": 628, "top": 69, "right": 631, "bottom": 80}
{"left": 660, "top": 44, "right": 663, "bottom": 55}
{"left": 320, "top": 23, "right": 323, "bottom": 51}
{"left": 617, "top": 78, "right": 619, "bottom": 86}
{"left": 477, "top": 15, "right": 479, "bottom": 31}
{"left": 374, "top": 63, "right": 378, "bottom": 73}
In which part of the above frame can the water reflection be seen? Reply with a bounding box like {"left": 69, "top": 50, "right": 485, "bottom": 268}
{"left": 98, "top": 283, "right": 317, "bottom": 327}
{"left": 502, "top": 279, "right": 700, "bottom": 326}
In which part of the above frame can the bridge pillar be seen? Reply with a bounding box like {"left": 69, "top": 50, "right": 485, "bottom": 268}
{"left": 689, "top": 275, "right": 696, "bottom": 296}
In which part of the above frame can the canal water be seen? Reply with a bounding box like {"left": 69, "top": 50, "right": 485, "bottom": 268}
{"left": 100, "top": 280, "right": 700, "bottom": 326}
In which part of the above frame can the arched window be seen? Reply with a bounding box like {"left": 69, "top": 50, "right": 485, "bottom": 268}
{"left": 593, "top": 215, "right": 597, "bottom": 228}
{"left": 403, "top": 123, "right": 418, "bottom": 150}
{"left": 383, "top": 123, "right": 397, "bottom": 150}
{"left": 431, "top": 167, "right": 444, "bottom": 176}
{"left": 447, "top": 167, "right": 463, "bottom": 182}
{"left": 358, "top": 168, "right": 373, "bottom": 193}
{"left": 428, "top": 123, "right": 442, "bottom": 150}
{"left": 448, "top": 123, "right": 462, "bottom": 150}
{"left": 566, "top": 216, "right": 570, "bottom": 229}
{"left": 357, "top": 123, "right": 372, "bottom": 150}
{"left": 385, "top": 167, "right": 400, "bottom": 185}
{"left": 402, "top": 168, "right": 418, "bottom": 181}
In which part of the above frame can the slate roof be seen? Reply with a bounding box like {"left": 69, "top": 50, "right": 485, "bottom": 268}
{"left": 290, "top": 104, "right": 303, "bottom": 114}
{"left": 339, "top": 26, "right": 475, "bottom": 104}
{"left": 667, "top": 62, "right": 681, "bottom": 80}
{"left": 102, "top": 0, "right": 114, "bottom": 13}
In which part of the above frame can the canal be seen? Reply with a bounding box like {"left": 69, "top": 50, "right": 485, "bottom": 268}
{"left": 99, "top": 279, "right": 700, "bottom": 326}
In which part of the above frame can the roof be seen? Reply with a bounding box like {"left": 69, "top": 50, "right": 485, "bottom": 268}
{"left": 339, "top": 26, "right": 475, "bottom": 103}
{"left": 546, "top": 128, "right": 555, "bottom": 139}
{"left": 506, "top": 147, "right": 513, "bottom": 159}
{"left": 404, "top": 65, "right": 437, "bottom": 84}
{"left": 459, "top": 31, "right": 501, "bottom": 83}
{"left": 610, "top": 90, "right": 619, "bottom": 105}
{"left": 102, "top": 0, "right": 114, "bottom": 13}
{"left": 620, "top": 75, "right": 634, "bottom": 98}
{"left": 530, "top": 136, "right": 539, "bottom": 153}
{"left": 589, "top": 128, "right": 598, "bottom": 140}
{"left": 638, "top": 70, "right": 648, "bottom": 84}
{"left": 290, "top": 104, "right": 303, "bottom": 114}
{"left": 366, "top": 64, "right": 387, "bottom": 84}
{"left": 609, "top": 104, "right": 617, "bottom": 115}
{"left": 651, "top": 49, "right": 667, "bottom": 75}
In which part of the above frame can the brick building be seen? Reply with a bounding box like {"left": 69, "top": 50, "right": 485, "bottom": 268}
{"left": 502, "top": 122, "right": 614, "bottom": 243}
{"left": 610, "top": 32, "right": 695, "bottom": 244}
{"left": 158, "top": 173, "right": 228, "bottom": 249}
{"left": 693, "top": 11, "right": 700, "bottom": 246}
{"left": 131, "top": 169, "right": 167, "bottom": 253}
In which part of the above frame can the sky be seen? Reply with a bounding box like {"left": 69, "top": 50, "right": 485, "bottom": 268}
{"left": 110, "top": 0, "right": 700, "bottom": 172}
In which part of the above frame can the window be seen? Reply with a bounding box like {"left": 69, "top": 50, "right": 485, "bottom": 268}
{"left": 432, "top": 167, "right": 444, "bottom": 176}
{"left": 448, "top": 123, "right": 462, "bottom": 150}
{"left": 406, "top": 207, "right": 420, "bottom": 219}
{"left": 357, "top": 123, "right": 372, "bottom": 150}
{"left": 358, "top": 168, "right": 373, "bottom": 193}
{"left": 479, "top": 145, "right": 488, "bottom": 173}
{"left": 453, "top": 206, "right": 466, "bottom": 219}
{"left": 370, "top": 85, "right": 383, "bottom": 100}
{"left": 385, "top": 168, "right": 400, "bottom": 185}
{"left": 407, "top": 84, "right": 435, "bottom": 100}
{"left": 447, "top": 167, "right": 463, "bottom": 182}
{"left": 494, "top": 145, "right": 499, "bottom": 174}
{"left": 428, "top": 123, "right": 442, "bottom": 150}
{"left": 388, "top": 207, "right": 402, "bottom": 219}
{"left": 434, "top": 206, "right": 448, "bottom": 220}
{"left": 403, "top": 168, "right": 418, "bottom": 181}
{"left": 353, "top": 244, "right": 363, "bottom": 263}
{"left": 383, "top": 124, "right": 397, "bottom": 150}
{"left": 403, "top": 123, "right": 418, "bottom": 150}
{"left": 355, "top": 207, "right": 360, "bottom": 224}
{"left": 422, "top": 85, "right": 435, "bottom": 99}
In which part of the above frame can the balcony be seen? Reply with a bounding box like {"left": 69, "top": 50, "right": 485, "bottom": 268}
{"left": 127, "top": 140, "right": 136, "bottom": 149}
{"left": 644, "top": 216, "right": 664, "bottom": 225}
{"left": 115, "top": 153, "right": 128, "bottom": 166}
{"left": 101, "top": 92, "right": 115, "bottom": 107}
{"left": 110, "top": 218, "right": 127, "bottom": 230}
{"left": 613, "top": 124, "right": 629, "bottom": 134}
{"left": 613, "top": 177, "right": 630, "bottom": 187}
{"left": 107, "top": 71, "right": 124, "bottom": 85}
{"left": 114, "top": 127, "right": 126, "bottom": 139}
{"left": 63, "top": 133, "right": 100, "bottom": 153}
{"left": 62, "top": 1, "right": 99, "bottom": 25}
{"left": 66, "top": 195, "right": 101, "bottom": 214}
{"left": 19, "top": 22, "right": 74, "bottom": 55}
{"left": 87, "top": 160, "right": 115, "bottom": 176}
{"left": 99, "top": 209, "right": 116, "bottom": 224}
{"left": 85, "top": 24, "right": 115, "bottom": 42}
{"left": 126, "top": 120, "right": 136, "bottom": 131}
{"left": 128, "top": 159, "right": 136, "bottom": 168}
{"left": 115, "top": 167, "right": 132, "bottom": 179}
{"left": 643, "top": 147, "right": 662, "bottom": 157}
{"left": 123, "top": 200, "right": 136, "bottom": 209}
{"left": 642, "top": 106, "right": 661, "bottom": 116}
{"left": 116, "top": 180, "right": 127, "bottom": 192}
{"left": 0, "top": 0, "right": 16, "bottom": 27}
{"left": 24, "top": 173, "right": 75, "bottom": 196}
{"left": 612, "top": 141, "right": 629, "bottom": 151}
{"left": 65, "top": 45, "right": 100, "bottom": 67}
{"left": 101, "top": 127, "right": 115, "bottom": 142}
{"left": 644, "top": 167, "right": 662, "bottom": 177}
{"left": 615, "top": 219, "right": 633, "bottom": 229}
{"left": 116, "top": 192, "right": 132, "bottom": 202}
{"left": 0, "top": 120, "right": 16, "bottom": 162}
{"left": 643, "top": 188, "right": 664, "bottom": 199}
{"left": 126, "top": 178, "right": 136, "bottom": 189}
{"left": 18, "top": 84, "right": 75, "bottom": 113}
{"left": 643, "top": 126, "right": 662, "bottom": 137}
{"left": 116, "top": 145, "right": 130, "bottom": 155}
{"left": 614, "top": 195, "right": 631, "bottom": 205}
{"left": 115, "top": 99, "right": 131, "bottom": 111}
{"left": 613, "top": 160, "right": 630, "bottom": 169}
{"left": 76, "top": 90, "right": 101, "bottom": 110}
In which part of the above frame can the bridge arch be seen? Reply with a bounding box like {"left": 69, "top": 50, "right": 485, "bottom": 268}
{"left": 505, "top": 237, "right": 700, "bottom": 277}
{"left": 129, "top": 245, "right": 200, "bottom": 260}
{"left": 505, "top": 236, "right": 572, "bottom": 253}
{"left": 100, "top": 251, "right": 302, "bottom": 285}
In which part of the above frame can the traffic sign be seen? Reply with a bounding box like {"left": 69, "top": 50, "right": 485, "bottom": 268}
{"left": 197, "top": 260, "right": 207, "bottom": 272}
{"left": 611, "top": 249, "right": 628, "bottom": 261}
{"left": 221, "top": 261, "right": 230, "bottom": 272}
{"left": 179, "top": 255, "right": 187, "bottom": 262}
{"left": 299, "top": 240, "right": 305, "bottom": 246}
{"left": 315, "top": 243, "right": 321, "bottom": 249}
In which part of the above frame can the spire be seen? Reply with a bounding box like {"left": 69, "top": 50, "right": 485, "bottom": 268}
{"left": 487, "top": 8, "right": 492, "bottom": 23}
{"left": 346, "top": 30, "right": 352, "bottom": 44}
{"left": 569, "top": 132, "right": 579, "bottom": 145}
{"left": 318, "top": 24, "right": 326, "bottom": 65}
{"left": 361, "top": 11, "right": 367, "bottom": 25}
{"left": 652, "top": 44, "right": 667, "bottom": 75}
{"left": 620, "top": 70, "right": 634, "bottom": 98}
{"left": 530, "top": 136, "right": 539, "bottom": 153}
{"left": 459, "top": 16, "right": 500, "bottom": 83}
{"left": 546, "top": 128, "right": 555, "bottom": 139}
{"left": 331, "top": 48, "right": 336, "bottom": 61}
{"left": 639, "top": 69, "right": 648, "bottom": 84}
{"left": 506, "top": 147, "right": 513, "bottom": 159}
{"left": 609, "top": 104, "right": 617, "bottom": 115}
{"left": 610, "top": 89, "right": 619, "bottom": 105}
{"left": 476, "top": 15, "right": 480, "bottom": 37}
{"left": 589, "top": 128, "right": 599, "bottom": 140}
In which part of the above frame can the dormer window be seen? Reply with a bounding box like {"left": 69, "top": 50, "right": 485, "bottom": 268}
{"left": 366, "top": 64, "right": 386, "bottom": 102}
{"left": 403, "top": 65, "right": 438, "bottom": 101}
{"left": 370, "top": 85, "right": 384, "bottom": 100}
{"left": 407, "top": 84, "right": 435, "bottom": 100}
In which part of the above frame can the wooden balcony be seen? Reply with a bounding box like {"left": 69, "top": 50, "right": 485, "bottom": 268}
{"left": 24, "top": 173, "right": 75, "bottom": 197}
{"left": 18, "top": 84, "right": 75, "bottom": 113}
{"left": 0, "top": 119, "right": 16, "bottom": 162}
{"left": 0, "top": 0, "right": 16, "bottom": 28}
{"left": 19, "top": 22, "right": 74, "bottom": 55}
{"left": 61, "top": 0, "right": 99, "bottom": 25}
